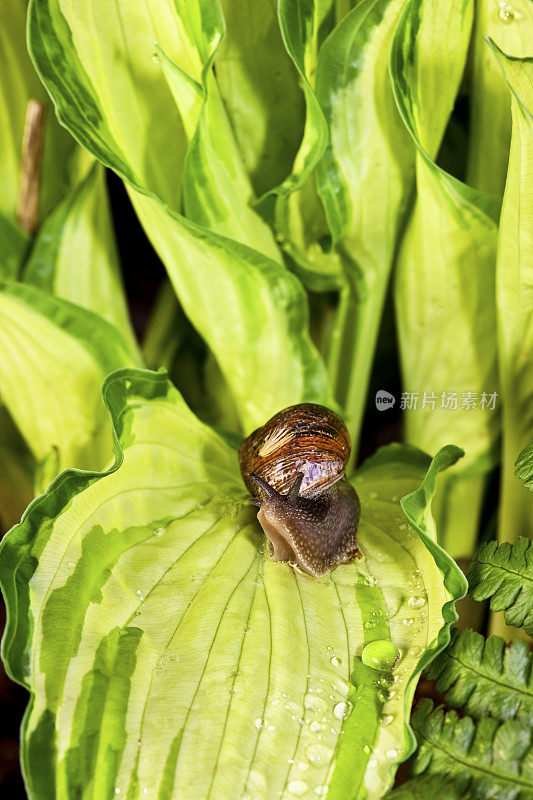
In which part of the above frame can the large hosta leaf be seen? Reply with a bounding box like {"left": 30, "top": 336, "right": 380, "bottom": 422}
{"left": 0, "top": 281, "right": 140, "bottom": 473}
{"left": 29, "top": 0, "right": 328, "bottom": 433}
{"left": 392, "top": 0, "right": 500, "bottom": 558}
{"left": 22, "top": 161, "right": 138, "bottom": 355}
{"left": 0, "top": 368, "right": 466, "bottom": 799}
{"left": 466, "top": 0, "right": 533, "bottom": 197}
{"left": 492, "top": 47, "right": 533, "bottom": 544}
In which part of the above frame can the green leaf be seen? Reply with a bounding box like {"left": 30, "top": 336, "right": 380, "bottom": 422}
{"left": 491, "top": 46, "right": 533, "bottom": 544}
{"left": 311, "top": 0, "right": 414, "bottom": 455}
{"left": 386, "top": 773, "right": 463, "bottom": 800}
{"left": 29, "top": 0, "right": 328, "bottom": 433}
{"left": 467, "top": 538, "right": 533, "bottom": 636}
{"left": 0, "top": 281, "right": 140, "bottom": 472}
{"left": 405, "top": 699, "right": 533, "bottom": 800}
{"left": 516, "top": 444, "right": 533, "bottom": 493}
{"left": 22, "top": 161, "right": 139, "bottom": 355}
{"left": 0, "top": 367, "right": 466, "bottom": 799}
{"left": 0, "top": 210, "right": 30, "bottom": 279}
{"left": 426, "top": 628, "right": 533, "bottom": 726}
{"left": 391, "top": 0, "right": 501, "bottom": 558}
{"left": 1, "top": 0, "right": 86, "bottom": 225}
{"left": 156, "top": 42, "right": 281, "bottom": 259}
{"left": 215, "top": 0, "right": 305, "bottom": 197}
{"left": 466, "top": 1, "right": 533, "bottom": 196}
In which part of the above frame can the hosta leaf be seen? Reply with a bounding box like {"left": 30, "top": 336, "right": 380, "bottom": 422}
{"left": 468, "top": 538, "right": 533, "bottom": 636}
{"left": 426, "top": 628, "right": 533, "bottom": 726}
{"left": 312, "top": 0, "right": 414, "bottom": 454}
{"left": 0, "top": 210, "right": 30, "bottom": 279}
{"left": 492, "top": 47, "right": 533, "bottom": 544}
{"left": 0, "top": 368, "right": 466, "bottom": 800}
{"left": 0, "top": 281, "right": 140, "bottom": 473}
{"left": 405, "top": 700, "right": 533, "bottom": 800}
{"left": 466, "top": 1, "right": 533, "bottom": 196}
{"left": 215, "top": 0, "right": 305, "bottom": 197}
{"left": 23, "top": 161, "right": 138, "bottom": 355}
{"left": 29, "top": 0, "right": 328, "bottom": 433}
{"left": 392, "top": 0, "right": 500, "bottom": 558}
{"left": 156, "top": 36, "right": 280, "bottom": 258}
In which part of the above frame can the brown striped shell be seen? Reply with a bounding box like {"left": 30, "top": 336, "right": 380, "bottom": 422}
{"left": 238, "top": 403, "right": 351, "bottom": 498}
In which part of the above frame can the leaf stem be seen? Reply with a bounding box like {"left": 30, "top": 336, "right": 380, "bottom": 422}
{"left": 16, "top": 100, "right": 46, "bottom": 235}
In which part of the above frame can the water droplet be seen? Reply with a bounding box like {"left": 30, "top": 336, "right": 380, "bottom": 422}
{"left": 267, "top": 724, "right": 276, "bottom": 732}
{"left": 306, "top": 743, "right": 330, "bottom": 766}
{"left": 136, "top": 589, "right": 144, "bottom": 601}
{"left": 361, "top": 640, "right": 400, "bottom": 670}
{"left": 153, "top": 527, "right": 165, "bottom": 537}
{"left": 152, "top": 52, "right": 160, "bottom": 61}
{"left": 498, "top": 1, "right": 515, "bottom": 22}
{"left": 288, "top": 779, "right": 308, "bottom": 796}
{"left": 402, "top": 617, "right": 414, "bottom": 628}
{"left": 368, "top": 756, "right": 377, "bottom": 768}
{"left": 254, "top": 718, "right": 263, "bottom": 729}
{"left": 398, "top": 523, "right": 407, "bottom": 530}
{"left": 364, "top": 620, "right": 376, "bottom": 630}
{"left": 333, "top": 700, "right": 352, "bottom": 720}
{"left": 362, "top": 744, "right": 371, "bottom": 754}
{"left": 137, "top": 738, "right": 142, "bottom": 746}
{"left": 408, "top": 595, "right": 426, "bottom": 609}
{"left": 124, "top": 379, "right": 132, "bottom": 389}
{"left": 297, "top": 761, "right": 308, "bottom": 773}
{"left": 309, "top": 721, "right": 323, "bottom": 733}
{"left": 407, "top": 645, "right": 423, "bottom": 659}
{"left": 380, "top": 714, "right": 394, "bottom": 727}
{"left": 330, "top": 656, "right": 342, "bottom": 667}
{"left": 386, "top": 748, "right": 399, "bottom": 759}
{"left": 67, "top": 561, "right": 74, "bottom": 569}
{"left": 377, "top": 688, "right": 390, "bottom": 702}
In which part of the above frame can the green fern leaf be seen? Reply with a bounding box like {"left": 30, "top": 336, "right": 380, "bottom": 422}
{"left": 516, "top": 445, "right": 533, "bottom": 492}
{"left": 467, "top": 538, "right": 533, "bottom": 635}
{"left": 408, "top": 699, "right": 533, "bottom": 800}
{"left": 386, "top": 773, "right": 463, "bottom": 799}
{"left": 425, "top": 628, "right": 533, "bottom": 726}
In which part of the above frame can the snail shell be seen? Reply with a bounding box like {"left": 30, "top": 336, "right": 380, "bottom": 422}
{"left": 239, "top": 403, "right": 361, "bottom": 577}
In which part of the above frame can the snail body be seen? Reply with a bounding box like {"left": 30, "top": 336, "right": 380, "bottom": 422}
{"left": 238, "top": 403, "right": 361, "bottom": 577}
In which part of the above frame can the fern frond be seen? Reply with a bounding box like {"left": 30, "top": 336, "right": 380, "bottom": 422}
{"left": 467, "top": 538, "right": 533, "bottom": 635}
{"left": 408, "top": 699, "right": 533, "bottom": 800}
{"left": 425, "top": 628, "right": 533, "bottom": 725}
{"left": 386, "top": 773, "right": 463, "bottom": 799}
{"left": 516, "top": 445, "right": 533, "bottom": 492}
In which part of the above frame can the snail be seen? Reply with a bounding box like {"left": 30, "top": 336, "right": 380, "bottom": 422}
{"left": 239, "top": 403, "right": 361, "bottom": 578}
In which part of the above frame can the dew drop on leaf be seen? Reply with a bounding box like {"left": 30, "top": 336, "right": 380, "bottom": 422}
{"left": 402, "top": 617, "right": 414, "bottom": 628}
{"left": 407, "top": 594, "right": 426, "bottom": 609}
{"left": 361, "top": 640, "right": 400, "bottom": 670}
{"left": 330, "top": 656, "right": 342, "bottom": 667}
{"left": 498, "top": 1, "right": 515, "bottom": 22}
{"left": 287, "top": 780, "right": 308, "bottom": 796}
{"left": 333, "top": 700, "right": 352, "bottom": 720}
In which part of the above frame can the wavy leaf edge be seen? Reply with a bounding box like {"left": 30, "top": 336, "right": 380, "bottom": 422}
{"left": 0, "top": 367, "right": 467, "bottom": 797}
